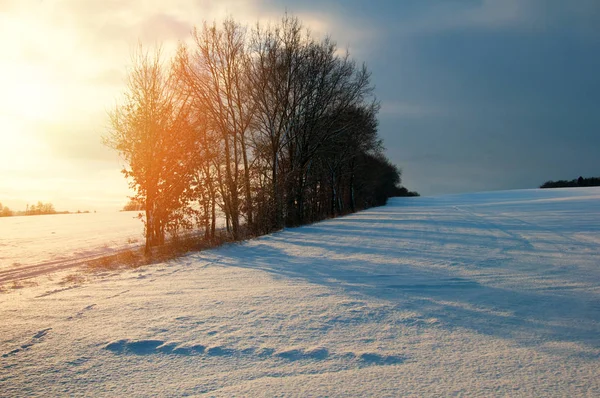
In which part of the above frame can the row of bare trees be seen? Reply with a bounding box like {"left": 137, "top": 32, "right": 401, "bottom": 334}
{"left": 104, "top": 15, "right": 402, "bottom": 254}
{"left": 0, "top": 203, "right": 13, "bottom": 217}
{"left": 0, "top": 202, "right": 57, "bottom": 217}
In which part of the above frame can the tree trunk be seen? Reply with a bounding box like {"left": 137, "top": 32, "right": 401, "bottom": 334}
{"left": 272, "top": 151, "right": 282, "bottom": 230}
{"left": 240, "top": 135, "right": 253, "bottom": 233}
{"left": 144, "top": 207, "right": 153, "bottom": 255}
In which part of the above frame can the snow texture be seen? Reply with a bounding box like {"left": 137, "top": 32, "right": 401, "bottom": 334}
{"left": 1, "top": 188, "right": 599, "bottom": 396}
{"left": 0, "top": 211, "right": 225, "bottom": 282}
{"left": 0, "top": 211, "right": 143, "bottom": 273}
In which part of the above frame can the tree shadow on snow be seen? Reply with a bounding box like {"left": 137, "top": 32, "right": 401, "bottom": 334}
{"left": 210, "top": 205, "right": 600, "bottom": 354}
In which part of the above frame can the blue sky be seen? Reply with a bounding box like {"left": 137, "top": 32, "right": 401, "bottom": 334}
{"left": 0, "top": 0, "right": 598, "bottom": 210}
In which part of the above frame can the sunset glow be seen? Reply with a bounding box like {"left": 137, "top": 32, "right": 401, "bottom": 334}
{"left": 1, "top": 1, "right": 599, "bottom": 212}
{"left": 3, "top": 3, "right": 600, "bottom": 395}
{"left": 0, "top": 0, "right": 343, "bottom": 212}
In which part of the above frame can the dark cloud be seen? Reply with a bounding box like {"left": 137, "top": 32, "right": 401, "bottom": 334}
{"left": 266, "top": 0, "right": 600, "bottom": 195}
{"left": 12, "top": 1, "right": 598, "bottom": 198}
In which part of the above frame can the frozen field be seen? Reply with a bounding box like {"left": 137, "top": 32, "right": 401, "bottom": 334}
{"left": 0, "top": 211, "right": 226, "bottom": 282}
{"left": 0, "top": 211, "right": 144, "bottom": 269}
{"left": 1, "top": 188, "right": 599, "bottom": 396}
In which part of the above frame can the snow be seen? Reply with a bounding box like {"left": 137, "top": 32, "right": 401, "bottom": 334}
{"left": 1, "top": 187, "right": 599, "bottom": 396}
{"left": 0, "top": 211, "right": 225, "bottom": 281}
{"left": 0, "top": 211, "right": 143, "bottom": 272}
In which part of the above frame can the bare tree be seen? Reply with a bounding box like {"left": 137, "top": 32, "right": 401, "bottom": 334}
{"left": 106, "top": 14, "right": 403, "bottom": 252}
{"left": 175, "top": 19, "right": 255, "bottom": 239}
{"left": 0, "top": 202, "right": 14, "bottom": 217}
{"left": 104, "top": 45, "right": 197, "bottom": 254}
{"left": 249, "top": 19, "right": 377, "bottom": 226}
{"left": 248, "top": 15, "right": 308, "bottom": 229}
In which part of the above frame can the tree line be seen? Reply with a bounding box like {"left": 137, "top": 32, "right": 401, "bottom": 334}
{"left": 105, "top": 15, "right": 409, "bottom": 254}
{"left": 0, "top": 203, "right": 12, "bottom": 217}
{"left": 0, "top": 201, "right": 57, "bottom": 217}
{"left": 122, "top": 199, "right": 145, "bottom": 212}
{"left": 540, "top": 176, "right": 600, "bottom": 189}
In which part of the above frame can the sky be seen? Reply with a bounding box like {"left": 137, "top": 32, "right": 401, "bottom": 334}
{"left": 0, "top": 0, "right": 599, "bottom": 211}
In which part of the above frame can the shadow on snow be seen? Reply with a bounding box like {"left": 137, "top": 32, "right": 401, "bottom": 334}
{"left": 200, "top": 194, "right": 600, "bottom": 353}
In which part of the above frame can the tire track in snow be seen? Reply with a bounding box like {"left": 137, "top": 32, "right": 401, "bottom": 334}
{"left": 452, "top": 205, "right": 534, "bottom": 251}
{"left": 454, "top": 205, "right": 598, "bottom": 252}
{"left": 0, "top": 230, "right": 224, "bottom": 285}
{"left": 0, "top": 247, "right": 140, "bottom": 284}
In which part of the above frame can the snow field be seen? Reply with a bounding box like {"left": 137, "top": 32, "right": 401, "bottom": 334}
{"left": 1, "top": 187, "right": 599, "bottom": 396}
{"left": 0, "top": 211, "right": 144, "bottom": 272}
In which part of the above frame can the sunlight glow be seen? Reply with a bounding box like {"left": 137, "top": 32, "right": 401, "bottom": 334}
{"left": 0, "top": 0, "right": 350, "bottom": 211}
{"left": 0, "top": 66, "right": 62, "bottom": 122}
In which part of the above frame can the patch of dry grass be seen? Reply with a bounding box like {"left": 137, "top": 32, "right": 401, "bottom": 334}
{"left": 85, "top": 248, "right": 145, "bottom": 272}
{"left": 1, "top": 230, "right": 242, "bottom": 292}
{"left": 60, "top": 274, "right": 87, "bottom": 285}
{"left": 9, "top": 280, "right": 38, "bottom": 289}
{"left": 149, "top": 231, "right": 231, "bottom": 263}
{"left": 85, "top": 231, "right": 234, "bottom": 274}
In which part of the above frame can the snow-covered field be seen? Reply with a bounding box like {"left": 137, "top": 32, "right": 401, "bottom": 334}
{"left": 1, "top": 188, "right": 599, "bottom": 396}
{"left": 0, "top": 211, "right": 226, "bottom": 283}
{"left": 0, "top": 211, "right": 144, "bottom": 273}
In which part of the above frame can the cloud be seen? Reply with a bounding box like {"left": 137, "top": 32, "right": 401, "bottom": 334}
{"left": 0, "top": 0, "right": 17, "bottom": 11}
{"left": 448, "top": 0, "right": 531, "bottom": 29}
{"left": 2, "top": 0, "right": 597, "bottom": 204}
{"left": 138, "top": 13, "right": 193, "bottom": 42}
{"left": 29, "top": 119, "right": 116, "bottom": 163}
{"left": 380, "top": 101, "right": 442, "bottom": 118}
{"left": 388, "top": 0, "right": 600, "bottom": 38}
{"left": 1, "top": 1, "right": 375, "bottom": 211}
{"left": 88, "top": 68, "right": 125, "bottom": 86}
{"left": 387, "top": 1, "right": 527, "bottom": 38}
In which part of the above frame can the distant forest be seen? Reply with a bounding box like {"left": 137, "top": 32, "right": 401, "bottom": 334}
{"left": 105, "top": 15, "right": 415, "bottom": 254}
{"left": 540, "top": 176, "right": 600, "bottom": 189}
{"left": 0, "top": 201, "right": 90, "bottom": 217}
{"left": 0, "top": 201, "right": 58, "bottom": 217}
{"left": 391, "top": 187, "right": 420, "bottom": 197}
